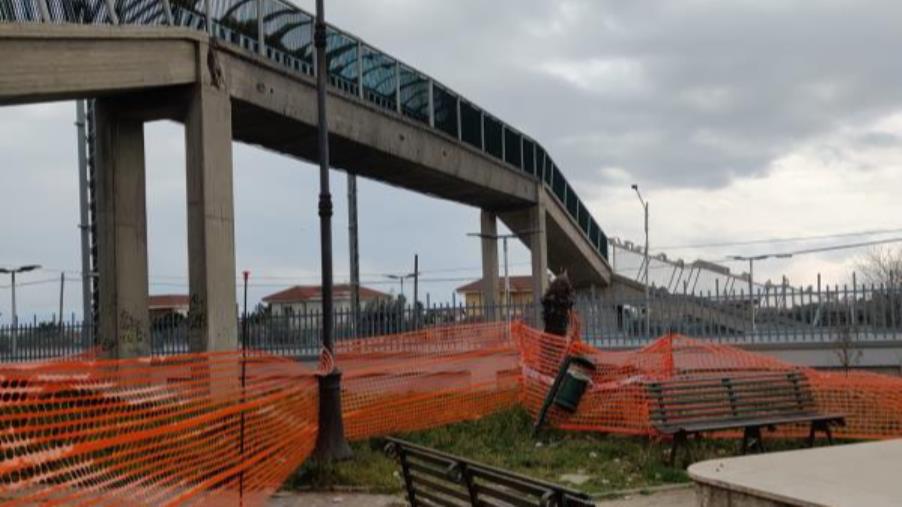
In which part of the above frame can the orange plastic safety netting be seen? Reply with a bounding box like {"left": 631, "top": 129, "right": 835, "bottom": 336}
{"left": 0, "top": 351, "right": 318, "bottom": 506}
{"left": 1, "top": 320, "right": 901, "bottom": 505}
{"left": 516, "top": 323, "right": 902, "bottom": 439}
{"left": 0, "top": 322, "right": 519, "bottom": 506}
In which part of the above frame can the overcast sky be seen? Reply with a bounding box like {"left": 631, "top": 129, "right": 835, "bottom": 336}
{"left": 2, "top": 0, "right": 902, "bottom": 323}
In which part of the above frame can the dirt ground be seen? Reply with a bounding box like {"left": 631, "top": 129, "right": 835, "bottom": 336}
{"left": 267, "top": 486, "right": 696, "bottom": 506}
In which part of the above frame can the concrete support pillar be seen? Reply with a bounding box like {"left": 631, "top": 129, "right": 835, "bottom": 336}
{"left": 185, "top": 50, "right": 238, "bottom": 353}
{"left": 94, "top": 100, "right": 151, "bottom": 358}
{"left": 529, "top": 195, "right": 549, "bottom": 326}
{"left": 480, "top": 210, "right": 499, "bottom": 317}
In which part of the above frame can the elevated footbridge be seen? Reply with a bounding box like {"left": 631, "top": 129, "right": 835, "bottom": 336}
{"left": 0, "top": 0, "right": 612, "bottom": 351}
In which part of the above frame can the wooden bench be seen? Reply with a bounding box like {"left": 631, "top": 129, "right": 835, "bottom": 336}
{"left": 646, "top": 371, "right": 845, "bottom": 465}
{"left": 384, "top": 438, "right": 594, "bottom": 507}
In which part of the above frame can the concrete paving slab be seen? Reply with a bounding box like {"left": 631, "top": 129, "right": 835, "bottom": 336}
{"left": 689, "top": 439, "right": 902, "bottom": 507}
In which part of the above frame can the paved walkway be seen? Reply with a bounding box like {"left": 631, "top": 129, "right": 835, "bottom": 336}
{"left": 267, "top": 487, "right": 695, "bottom": 506}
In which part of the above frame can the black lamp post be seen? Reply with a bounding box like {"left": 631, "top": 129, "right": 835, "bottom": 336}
{"left": 312, "top": 0, "right": 352, "bottom": 461}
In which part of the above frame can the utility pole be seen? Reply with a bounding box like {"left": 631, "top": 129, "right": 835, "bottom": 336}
{"left": 413, "top": 254, "right": 419, "bottom": 327}
{"left": 312, "top": 0, "right": 352, "bottom": 461}
{"left": 242, "top": 271, "right": 250, "bottom": 348}
{"left": 58, "top": 272, "right": 65, "bottom": 328}
{"left": 347, "top": 174, "right": 360, "bottom": 337}
{"left": 76, "top": 101, "right": 92, "bottom": 328}
{"left": 631, "top": 184, "right": 650, "bottom": 336}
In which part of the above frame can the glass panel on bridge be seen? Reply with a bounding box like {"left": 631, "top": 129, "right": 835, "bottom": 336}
{"left": 3, "top": 0, "right": 40, "bottom": 22}
{"left": 432, "top": 83, "right": 459, "bottom": 138}
{"left": 552, "top": 165, "right": 565, "bottom": 202}
{"left": 326, "top": 28, "right": 359, "bottom": 95}
{"left": 361, "top": 46, "right": 397, "bottom": 111}
{"left": 578, "top": 200, "right": 590, "bottom": 234}
{"left": 260, "top": 2, "right": 313, "bottom": 74}
{"left": 44, "top": 0, "right": 115, "bottom": 24}
{"left": 523, "top": 139, "right": 535, "bottom": 177}
{"left": 483, "top": 115, "right": 504, "bottom": 160}
{"left": 503, "top": 127, "right": 522, "bottom": 169}
{"left": 565, "top": 182, "right": 578, "bottom": 218}
{"left": 460, "top": 100, "right": 483, "bottom": 149}
{"left": 399, "top": 65, "right": 430, "bottom": 124}
{"left": 535, "top": 145, "right": 547, "bottom": 181}
{"left": 114, "top": 0, "right": 170, "bottom": 25}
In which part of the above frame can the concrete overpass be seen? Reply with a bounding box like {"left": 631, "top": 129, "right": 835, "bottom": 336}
{"left": 0, "top": 1, "right": 612, "bottom": 356}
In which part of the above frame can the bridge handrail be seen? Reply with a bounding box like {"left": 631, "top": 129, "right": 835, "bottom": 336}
{"left": 2, "top": 0, "right": 608, "bottom": 261}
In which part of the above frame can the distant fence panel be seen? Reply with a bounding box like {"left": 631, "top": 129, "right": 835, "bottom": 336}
{"left": 577, "top": 282, "right": 902, "bottom": 348}
{"left": 0, "top": 301, "right": 533, "bottom": 361}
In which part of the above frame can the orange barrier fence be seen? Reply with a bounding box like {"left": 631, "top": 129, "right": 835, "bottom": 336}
{"left": 517, "top": 323, "right": 902, "bottom": 439}
{"left": 1, "top": 321, "right": 901, "bottom": 505}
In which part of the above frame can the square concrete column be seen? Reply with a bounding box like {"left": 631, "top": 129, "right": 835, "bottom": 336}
{"left": 185, "top": 68, "right": 238, "bottom": 352}
{"left": 94, "top": 100, "right": 151, "bottom": 358}
{"left": 529, "top": 195, "right": 549, "bottom": 326}
{"left": 480, "top": 210, "right": 500, "bottom": 318}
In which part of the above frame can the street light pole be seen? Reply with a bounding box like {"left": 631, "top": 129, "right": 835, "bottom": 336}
{"left": 632, "top": 185, "right": 650, "bottom": 337}
{"left": 312, "top": 0, "right": 352, "bottom": 462}
{"left": 0, "top": 265, "right": 41, "bottom": 327}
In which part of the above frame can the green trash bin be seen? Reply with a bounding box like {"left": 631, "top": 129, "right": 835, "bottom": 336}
{"left": 553, "top": 356, "right": 596, "bottom": 412}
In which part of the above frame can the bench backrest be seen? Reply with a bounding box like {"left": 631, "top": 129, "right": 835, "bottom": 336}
{"left": 385, "top": 438, "right": 594, "bottom": 507}
{"left": 647, "top": 371, "right": 818, "bottom": 430}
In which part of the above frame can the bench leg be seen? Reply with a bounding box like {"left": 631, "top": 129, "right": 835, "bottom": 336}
{"left": 742, "top": 426, "right": 765, "bottom": 454}
{"left": 669, "top": 431, "right": 687, "bottom": 467}
{"left": 808, "top": 421, "right": 836, "bottom": 446}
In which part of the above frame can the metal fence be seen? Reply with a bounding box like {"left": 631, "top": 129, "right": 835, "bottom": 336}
{"left": 3, "top": 281, "right": 901, "bottom": 361}
{"left": 0, "top": 301, "right": 533, "bottom": 361}
{"left": 578, "top": 281, "right": 902, "bottom": 349}
{"left": 0, "top": 0, "right": 609, "bottom": 261}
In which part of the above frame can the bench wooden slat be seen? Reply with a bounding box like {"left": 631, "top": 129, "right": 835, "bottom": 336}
{"left": 656, "top": 413, "right": 844, "bottom": 434}
{"left": 411, "top": 485, "right": 467, "bottom": 507}
{"left": 472, "top": 481, "right": 541, "bottom": 507}
{"left": 407, "top": 469, "right": 472, "bottom": 503}
{"left": 651, "top": 400, "right": 816, "bottom": 419}
{"left": 470, "top": 467, "right": 553, "bottom": 498}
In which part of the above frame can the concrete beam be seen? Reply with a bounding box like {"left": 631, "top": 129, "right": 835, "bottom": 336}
{"left": 185, "top": 43, "right": 239, "bottom": 353}
{"left": 499, "top": 186, "right": 610, "bottom": 288}
{"left": 221, "top": 47, "right": 537, "bottom": 210}
{"left": 0, "top": 24, "right": 199, "bottom": 105}
{"left": 480, "top": 211, "right": 500, "bottom": 314}
{"left": 94, "top": 99, "right": 151, "bottom": 359}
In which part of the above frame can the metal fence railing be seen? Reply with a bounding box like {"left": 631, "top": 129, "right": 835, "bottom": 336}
{"left": 0, "top": 0, "right": 609, "bottom": 261}
{"left": 0, "top": 301, "right": 534, "bottom": 362}
{"left": 2, "top": 281, "right": 901, "bottom": 361}
{"left": 577, "top": 282, "right": 902, "bottom": 349}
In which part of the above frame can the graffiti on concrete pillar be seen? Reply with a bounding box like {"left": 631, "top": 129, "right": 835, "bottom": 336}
{"left": 117, "top": 309, "right": 146, "bottom": 354}
{"left": 188, "top": 293, "right": 207, "bottom": 331}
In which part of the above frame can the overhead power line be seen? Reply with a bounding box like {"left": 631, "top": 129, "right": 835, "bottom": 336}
{"left": 655, "top": 226, "right": 902, "bottom": 251}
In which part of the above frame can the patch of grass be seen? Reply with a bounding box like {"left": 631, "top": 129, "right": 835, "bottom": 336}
{"left": 289, "top": 408, "right": 829, "bottom": 495}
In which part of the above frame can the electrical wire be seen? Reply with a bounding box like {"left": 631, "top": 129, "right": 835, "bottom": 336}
{"left": 654, "top": 226, "right": 902, "bottom": 251}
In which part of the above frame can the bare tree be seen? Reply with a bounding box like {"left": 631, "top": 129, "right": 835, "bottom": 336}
{"left": 856, "top": 247, "right": 902, "bottom": 286}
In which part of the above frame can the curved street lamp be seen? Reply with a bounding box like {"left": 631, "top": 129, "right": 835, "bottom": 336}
{"left": 0, "top": 264, "right": 42, "bottom": 327}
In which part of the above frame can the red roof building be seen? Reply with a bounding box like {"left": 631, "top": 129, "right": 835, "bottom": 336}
{"left": 262, "top": 284, "right": 390, "bottom": 316}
